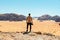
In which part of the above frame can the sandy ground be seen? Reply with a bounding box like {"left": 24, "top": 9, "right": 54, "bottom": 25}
{"left": 0, "top": 19, "right": 60, "bottom": 36}
{"left": 0, "top": 32, "right": 60, "bottom": 40}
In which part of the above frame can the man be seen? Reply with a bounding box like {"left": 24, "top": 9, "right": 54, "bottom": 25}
{"left": 26, "top": 13, "right": 33, "bottom": 32}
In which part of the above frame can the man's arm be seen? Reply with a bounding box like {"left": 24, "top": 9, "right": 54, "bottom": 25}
{"left": 31, "top": 17, "right": 33, "bottom": 23}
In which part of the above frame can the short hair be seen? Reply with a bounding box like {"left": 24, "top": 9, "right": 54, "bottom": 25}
{"left": 28, "top": 13, "right": 31, "bottom": 16}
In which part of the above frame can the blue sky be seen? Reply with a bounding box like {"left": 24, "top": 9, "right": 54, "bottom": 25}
{"left": 0, "top": 0, "right": 60, "bottom": 17}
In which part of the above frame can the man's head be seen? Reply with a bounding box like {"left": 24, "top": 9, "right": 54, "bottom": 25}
{"left": 28, "top": 13, "right": 31, "bottom": 16}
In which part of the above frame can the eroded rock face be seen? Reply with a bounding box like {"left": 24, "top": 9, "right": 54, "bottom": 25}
{"left": 0, "top": 32, "right": 59, "bottom": 40}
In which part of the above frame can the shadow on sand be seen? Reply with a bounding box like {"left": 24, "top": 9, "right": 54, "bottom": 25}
{"left": 22, "top": 32, "right": 31, "bottom": 34}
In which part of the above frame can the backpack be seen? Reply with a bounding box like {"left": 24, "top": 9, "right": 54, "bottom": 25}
{"left": 27, "top": 16, "right": 32, "bottom": 23}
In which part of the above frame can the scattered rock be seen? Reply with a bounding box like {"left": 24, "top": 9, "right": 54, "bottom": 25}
{"left": 59, "top": 23, "right": 60, "bottom": 25}
{"left": 34, "top": 32, "right": 42, "bottom": 35}
{"left": 42, "top": 33, "right": 55, "bottom": 36}
{"left": 0, "top": 32, "right": 59, "bottom": 40}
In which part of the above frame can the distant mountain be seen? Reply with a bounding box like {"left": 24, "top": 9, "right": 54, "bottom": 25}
{"left": 0, "top": 13, "right": 60, "bottom": 22}
{"left": 38, "top": 14, "right": 60, "bottom": 22}
{"left": 38, "top": 15, "right": 52, "bottom": 20}
{"left": 0, "top": 13, "right": 26, "bottom": 21}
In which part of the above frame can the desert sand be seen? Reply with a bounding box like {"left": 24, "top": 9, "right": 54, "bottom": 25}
{"left": 0, "top": 19, "right": 60, "bottom": 36}
{"left": 0, "top": 19, "right": 60, "bottom": 40}
{"left": 0, "top": 32, "right": 60, "bottom": 40}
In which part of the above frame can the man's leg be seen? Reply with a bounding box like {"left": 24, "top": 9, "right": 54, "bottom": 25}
{"left": 30, "top": 23, "right": 32, "bottom": 32}
{"left": 26, "top": 23, "right": 28, "bottom": 32}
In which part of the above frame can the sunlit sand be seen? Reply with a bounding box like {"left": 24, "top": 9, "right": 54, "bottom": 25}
{"left": 0, "top": 19, "right": 60, "bottom": 36}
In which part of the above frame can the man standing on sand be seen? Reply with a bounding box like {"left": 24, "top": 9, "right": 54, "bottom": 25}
{"left": 26, "top": 13, "right": 33, "bottom": 32}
